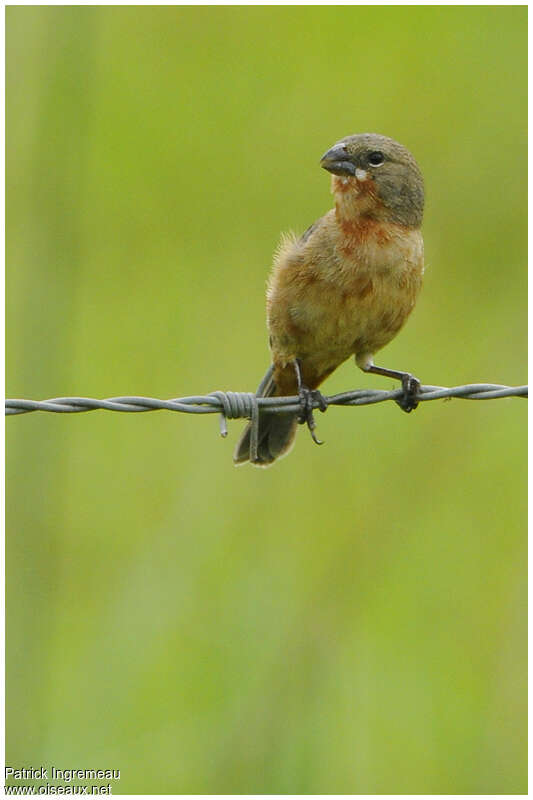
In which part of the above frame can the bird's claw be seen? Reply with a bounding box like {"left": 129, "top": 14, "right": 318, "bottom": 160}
{"left": 396, "top": 374, "right": 420, "bottom": 413}
{"left": 297, "top": 388, "right": 327, "bottom": 445}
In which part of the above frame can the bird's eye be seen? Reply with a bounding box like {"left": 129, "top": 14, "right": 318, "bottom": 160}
{"left": 368, "top": 151, "right": 384, "bottom": 167}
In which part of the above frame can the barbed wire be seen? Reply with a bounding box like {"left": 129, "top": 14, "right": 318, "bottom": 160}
{"left": 5, "top": 382, "right": 528, "bottom": 433}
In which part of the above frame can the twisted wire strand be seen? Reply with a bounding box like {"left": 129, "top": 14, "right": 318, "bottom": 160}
{"left": 5, "top": 383, "right": 527, "bottom": 418}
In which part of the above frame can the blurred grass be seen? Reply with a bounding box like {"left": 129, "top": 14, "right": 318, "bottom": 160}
{"left": 6, "top": 6, "right": 527, "bottom": 794}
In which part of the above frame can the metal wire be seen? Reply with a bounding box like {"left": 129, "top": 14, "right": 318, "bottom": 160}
{"left": 5, "top": 383, "right": 528, "bottom": 422}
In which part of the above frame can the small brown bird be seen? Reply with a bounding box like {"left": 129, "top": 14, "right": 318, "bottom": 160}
{"left": 234, "top": 133, "right": 425, "bottom": 467}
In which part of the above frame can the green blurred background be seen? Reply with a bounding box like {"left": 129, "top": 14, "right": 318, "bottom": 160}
{"left": 6, "top": 6, "right": 527, "bottom": 794}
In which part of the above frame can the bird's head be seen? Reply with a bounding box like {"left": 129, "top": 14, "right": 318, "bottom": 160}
{"left": 320, "top": 133, "right": 424, "bottom": 228}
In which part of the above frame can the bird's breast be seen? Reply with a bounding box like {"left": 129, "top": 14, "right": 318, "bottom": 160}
{"left": 267, "top": 217, "right": 423, "bottom": 369}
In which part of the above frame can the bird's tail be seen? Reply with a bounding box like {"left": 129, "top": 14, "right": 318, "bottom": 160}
{"left": 233, "top": 366, "right": 298, "bottom": 467}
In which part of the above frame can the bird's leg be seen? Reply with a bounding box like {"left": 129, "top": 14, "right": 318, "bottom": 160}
{"left": 293, "top": 359, "right": 327, "bottom": 445}
{"left": 363, "top": 363, "right": 420, "bottom": 413}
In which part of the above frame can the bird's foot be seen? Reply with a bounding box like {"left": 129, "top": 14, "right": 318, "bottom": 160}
{"left": 396, "top": 373, "right": 420, "bottom": 413}
{"left": 297, "top": 387, "right": 328, "bottom": 445}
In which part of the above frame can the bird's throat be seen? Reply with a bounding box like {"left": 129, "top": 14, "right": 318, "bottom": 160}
{"left": 332, "top": 174, "right": 381, "bottom": 224}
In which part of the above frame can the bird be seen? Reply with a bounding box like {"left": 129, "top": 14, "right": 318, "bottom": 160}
{"left": 234, "top": 132, "right": 425, "bottom": 467}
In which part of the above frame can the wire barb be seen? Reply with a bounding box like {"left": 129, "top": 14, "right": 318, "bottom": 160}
{"left": 209, "top": 391, "right": 259, "bottom": 457}
{"left": 5, "top": 383, "right": 527, "bottom": 418}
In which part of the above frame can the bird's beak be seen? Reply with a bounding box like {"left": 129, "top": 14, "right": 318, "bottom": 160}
{"left": 320, "top": 143, "right": 356, "bottom": 177}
